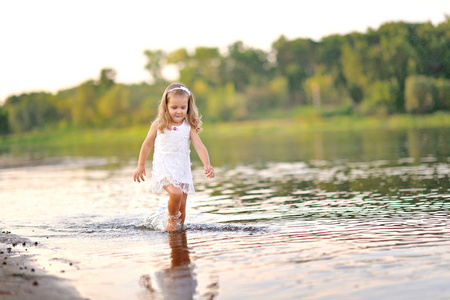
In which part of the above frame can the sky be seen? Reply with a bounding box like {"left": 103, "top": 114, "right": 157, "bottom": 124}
{"left": 0, "top": 0, "right": 449, "bottom": 103}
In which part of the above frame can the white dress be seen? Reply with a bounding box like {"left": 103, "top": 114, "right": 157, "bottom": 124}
{"left": 151, "top": 120, "right": 195, "bottom": 194}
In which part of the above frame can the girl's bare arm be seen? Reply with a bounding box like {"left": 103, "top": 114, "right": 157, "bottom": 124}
{"left": 191, "top": 128, "right": 215, "bottom": 178}
{"left": 134, "top": 121, "right": 158, "bottom": 182}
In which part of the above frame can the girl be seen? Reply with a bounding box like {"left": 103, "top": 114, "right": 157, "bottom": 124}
{"left": 133, "top": 83, "right": 215, "bottom": 231}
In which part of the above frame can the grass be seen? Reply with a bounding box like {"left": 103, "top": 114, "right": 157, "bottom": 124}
{"left": 204, "top": 111, "right": 450, "bottom": 137}
{"left": 0, "top": 126, "right": 149, "bottom": 146}
{"left": 2, "top": 112, "right": 450, "bottom": 146}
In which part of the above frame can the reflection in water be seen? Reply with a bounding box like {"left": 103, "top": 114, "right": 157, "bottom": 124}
{"left": 140, "top": 231, "right": 219, "bottom": 300}
{"left": 1, "top": 127, "right": 447, "bottom": 168}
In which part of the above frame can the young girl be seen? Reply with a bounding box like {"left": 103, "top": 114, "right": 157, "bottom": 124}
{"left": 133, "top": 83, "right": 215, "bottom": 231}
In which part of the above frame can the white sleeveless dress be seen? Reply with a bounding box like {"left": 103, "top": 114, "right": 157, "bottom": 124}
{"left": 151, "top": 120, "right": 195, "bottom": 195}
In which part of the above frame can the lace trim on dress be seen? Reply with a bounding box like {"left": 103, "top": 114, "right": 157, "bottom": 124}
{"left": 152, "top": 176, "right": 195, "bottom": 195}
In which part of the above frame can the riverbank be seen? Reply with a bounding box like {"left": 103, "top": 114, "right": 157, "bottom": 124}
{"left": 0, "top": 231, "right": 83, "bottom": 300}
{"left": 1, "top": 112, "right": 450, "bottom": 146}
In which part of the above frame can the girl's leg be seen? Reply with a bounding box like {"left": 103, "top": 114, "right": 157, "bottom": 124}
{"left": 164, "top": 184, "right": 184, "bottom": 231}
{"left": 179, "top": 193, "right": 188, "bottom": 225}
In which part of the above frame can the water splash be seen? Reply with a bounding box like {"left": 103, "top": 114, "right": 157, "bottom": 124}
{"left": 137, "top": 210, "right": 268, "bottom": 233}
{"left": 138, "top": 210, "right": 170, "bottom": 231}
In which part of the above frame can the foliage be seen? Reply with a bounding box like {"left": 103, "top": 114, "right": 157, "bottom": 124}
{"left": 3, "top": 92, "right": 59, "bottom": 132}
{"left": 1, "top": 19, "right": 450, "bottom": 136}
{"left": 143, "top": 50, "right": 166, "bottom": 84}
{"left": 405, "top": 76, "right": 435, "bottom": 113}
{"left": 0, "top": 106, "right": 10, "bottom": 135}
{"left": 435, "top": 78, "right": 450, "bottom": 110}
{"left": 405, "top": 75, "right": 450, "bottom": 113}
{"left": 361, "top": 80, "right": 399, "bottom": 116}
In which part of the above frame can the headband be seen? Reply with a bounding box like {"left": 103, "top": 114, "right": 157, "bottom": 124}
{"left": 167, "top": 86, "right": 191, "bottom": 96}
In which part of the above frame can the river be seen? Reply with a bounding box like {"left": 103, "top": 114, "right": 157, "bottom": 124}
{"left": 1, "top": 127, "right": 449, "bottom": 299}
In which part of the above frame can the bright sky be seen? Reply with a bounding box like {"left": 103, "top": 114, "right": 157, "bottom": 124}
{"left": 0, "top": 0, "right": 448, "bottom": 102}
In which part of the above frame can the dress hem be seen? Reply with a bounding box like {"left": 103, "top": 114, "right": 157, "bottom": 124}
{"left": 151, "top": 177, "right": 195, "bottom": 195}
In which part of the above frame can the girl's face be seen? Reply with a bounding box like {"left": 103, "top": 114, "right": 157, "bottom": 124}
{"left": 167, "top": 94, "right": 188, "bottom": 126}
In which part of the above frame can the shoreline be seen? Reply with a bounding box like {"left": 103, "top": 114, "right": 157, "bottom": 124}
{"left": 1, "top": 111, "right": 450, "bottom": 146}
{"left": 0, "top": 230, "right": 84, "bottom": 300}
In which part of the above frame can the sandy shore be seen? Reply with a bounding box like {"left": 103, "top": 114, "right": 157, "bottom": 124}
{"left": 0, "top": 231, "right": 85, "bottom": 300}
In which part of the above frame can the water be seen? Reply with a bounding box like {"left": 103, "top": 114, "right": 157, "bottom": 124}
{"left": 1, "top": 127, "right": 450, "bottom": 299}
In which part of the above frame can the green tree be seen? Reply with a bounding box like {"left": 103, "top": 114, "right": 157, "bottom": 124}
{"left": 166, "top": 48, "right": 190, "bottom": 83}
{"left": 0, "top": 106, "right": 10, "bottom": 135}
{"left": 377, "top": 22, "right": 416, "bottom": 112}
{"left": 71, "top": 81, "right": 98, "bottom": 126}
{"left": 207, "top": 83, "right": 246, "bottom": 121}
{"left": 405, "top": 76, "right": 434, "bottom": 113}
{"left": 414, "top": 18, "right": 450, "bottom": 79}
{"left": 318, "top": 34, "right": 347, "bottom": 89}
{"left": 305, "top": 65, "right": 350, "bottom": 107}
{"left": 127, "top": 83, "right": 161, "bottom": 124}
{"left": 54, "top": 87, "right": 78, "bottom": 125}
{"left": 191, "top": 47, "right": 223, "bottom": 86}
{"left": 3, "top": 93, "right": 57, "bottom": 132}
{"left": 144, "top": 50, "right": 166, "bottom": 84}
{"left": 435, "top": 78, "right": 450, "bottom": 110}
{"left": 98, "top": 68, "right": 116, "bottom": 89}
{"left": 272, "top": 36, "right": 318, "bottom": 106}
{"left": 97, "top": 84, "right": 130, "bottom": 126}
{"left": 340, "top": 33, "right": 379, "bottom": 105}
{"left": 166, "top": 47, "right": 223, "bottom": 88}
{"left": 225, "top": 41, "right": 272, "bottom": 92}
{"left": 361, "top": 80, "right": 399, "bottom": 115}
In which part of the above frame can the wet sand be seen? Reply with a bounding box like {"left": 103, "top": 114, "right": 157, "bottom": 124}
{"left": 0, "top": 231, "right": 84, "bottom": 300}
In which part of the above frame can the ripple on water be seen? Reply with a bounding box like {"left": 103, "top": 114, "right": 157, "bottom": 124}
{"left": 191, "top": 160, "right": 450, "bottom": 223}
{"left": 1, "top": 149, "right": 449, "bottom": 299}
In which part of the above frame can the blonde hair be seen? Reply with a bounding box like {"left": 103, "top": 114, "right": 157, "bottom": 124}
{"left": 157, "top": 83, "right": 203, "bottom": 133}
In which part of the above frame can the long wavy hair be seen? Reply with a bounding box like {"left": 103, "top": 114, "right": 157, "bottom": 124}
{"left": 157, "top": 83, "right": 203, "bottom": 133}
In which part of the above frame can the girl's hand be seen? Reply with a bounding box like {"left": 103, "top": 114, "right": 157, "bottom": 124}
{"left": 204, "top": 164, "right": 215, "bottom": 179}
{"left": 134, "top": 166, "right": 146, "bottom": 183}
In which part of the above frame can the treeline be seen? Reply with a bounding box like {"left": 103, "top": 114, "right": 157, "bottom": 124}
{"left": 1, "top": 19, "right": 449, "bottom": 135}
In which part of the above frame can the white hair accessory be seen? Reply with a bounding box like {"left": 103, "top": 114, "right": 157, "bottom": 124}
{"left": 167, "top": 86, "right": 191, "bottom": 96}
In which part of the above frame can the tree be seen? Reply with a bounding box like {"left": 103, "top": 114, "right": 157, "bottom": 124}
{"left": 414, "top": 19, "right": 450, "bottom": 79}
{"left": 0, "top": 106, "right": 10, "bottom": 135}
{"left": 319, "top": 34, "right": 347, "bottom": 88}
{"left": 225, "top": 41, "right": 272, "bottom": 92}
{"left": 97, "top": 84, "right": 130, "bottom": 126}
{"left": 405, "top": 76, "right": 434, "bottom": 113}
{"left": 144, "top": 50, "right": 166, "bottom": 84}
{"left": 361, "top": 80, "right": 399, "bottom": 115}
{"left": 377, "top": 22, "right": 416, "bottom": 112}
{"left": 273, "top": 36, "right": 318, "bottom": 106}
{"left": 98, "top": 68, "right": 116, "bottom": 88}
{"left": 435, "top": 78, "right": 450, "bottom": 110}
{"left": 71, "top": 81, "right": 98, "bottom": 126}
{"left": 3, "top": 92, "right": 55, "bottom": 132}
{"left": 191, "top": 47, "right": 223, "bottom": 86}
{"left": 206, "top": 83, "right": 247, "bottom": 121}
{"left": 305, "top": 65, "right": 349, "bottom": 107}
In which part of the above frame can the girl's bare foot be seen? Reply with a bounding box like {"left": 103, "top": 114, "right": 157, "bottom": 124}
{"left": 166, "top": 213, "right": 180, "bottom": 231}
